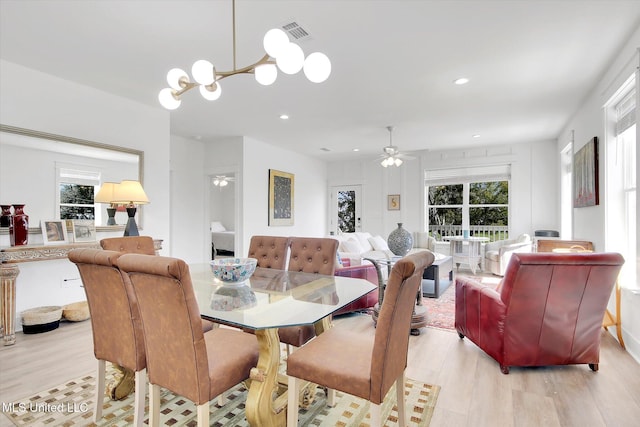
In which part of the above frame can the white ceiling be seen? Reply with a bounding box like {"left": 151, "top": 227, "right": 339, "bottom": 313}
{"left": 1, "top": 0, "right": 639, "bottom": 162}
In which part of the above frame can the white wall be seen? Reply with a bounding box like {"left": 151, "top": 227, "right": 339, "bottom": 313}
{"left": 241, "top": 137, "right": 328, "bottom": 256}
{"left": 556, "top": 27, "right": 640, "bottom": 361}
{"left": 328, "top": 140, "right": 558, "bottom": 239}
{"left": 0, "top": 59, "right": 171, "bottom": 329}
{"left": 169, "top": 134, "right": 206, "bottom": 263}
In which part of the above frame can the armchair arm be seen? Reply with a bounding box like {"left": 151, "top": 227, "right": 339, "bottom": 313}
{"left": 455, "top": 277, "right": 506, "bottom": 362}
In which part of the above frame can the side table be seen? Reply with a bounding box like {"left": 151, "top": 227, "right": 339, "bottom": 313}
{"left": 364, "top": 257, "right": 428, "bottom": 335}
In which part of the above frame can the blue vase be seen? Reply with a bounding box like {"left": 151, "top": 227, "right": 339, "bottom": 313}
{"left": 388, "top": 223, "right": 413, "bottom": 256}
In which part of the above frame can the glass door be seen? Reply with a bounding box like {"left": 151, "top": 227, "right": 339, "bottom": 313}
{"left": 330, "top": 185, "right": 362, "bottom": 235}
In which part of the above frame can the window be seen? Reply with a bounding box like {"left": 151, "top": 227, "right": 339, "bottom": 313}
{"left": 605, "top": 73, "right": 636, "bottom": 289}
{"left": 56, "top": 166, "right": 101, "bottom": 220}
{"left": 426, "top": 165, "right": 510, "bottom": 241}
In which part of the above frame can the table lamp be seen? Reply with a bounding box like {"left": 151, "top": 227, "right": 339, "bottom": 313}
{"left": 94, "top": 182, "right": 119, "bottom": 225}
{"left": 112, "top": 180, "right": 149, "bottom": 236}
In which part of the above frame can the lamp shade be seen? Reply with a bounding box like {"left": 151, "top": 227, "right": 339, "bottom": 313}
{"left": 111, "top": 180, "right": 149, "bottom": 205}
{"left": 94, "top": 182, "right": 119, "bottom": 203}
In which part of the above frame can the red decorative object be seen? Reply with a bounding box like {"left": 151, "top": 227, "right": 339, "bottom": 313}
{"left": 0, "top": 205, "right": 11, "bottom": 227}
{"left": 9, "top": 204, "right": 29, "bottom": 246}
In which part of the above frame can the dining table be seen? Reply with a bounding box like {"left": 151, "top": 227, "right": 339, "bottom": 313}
{"left": 189, "top": 264, "right": 377, "bottom": 427}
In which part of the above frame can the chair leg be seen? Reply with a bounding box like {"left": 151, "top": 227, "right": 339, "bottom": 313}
{"left": 287, "top": 376, "right": 299, "bottom": 427}
{"left": 396, "top": 371, "right": 406, "bottom": 427}
{"left": 217, "top": 392, "right": 228, "bottom": 406}
{"left": 93, "top": 359, "right": 105, "bottom": 423}
{"left": 370, "top": 403, "right": 382, "bottom": 426}
{"left": 133, "top": 369, "right": 146, "bottom": 427}
{"left": 327, "top": 387, "right": 336, "bottom": 407}
{"left": 197, "top": 403, "right": 209, "bottom": 427}
{"left": 149, "top": 383, "right": 161, "bottom": 427}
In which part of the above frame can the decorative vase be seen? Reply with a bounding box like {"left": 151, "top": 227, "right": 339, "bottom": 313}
{"left": 387, "top": 223, "right": 413, "bottom": 256}
{"left": 9, "top": 204, "right": 29, "bottom": 246}
{"left": 0, "top": 205, "right": 11, "bottom": 227}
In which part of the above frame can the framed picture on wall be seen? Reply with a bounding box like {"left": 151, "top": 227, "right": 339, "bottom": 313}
{"left": 388, "top": 194, "right": 400, "bottom": 210}
{"left": 268, "top": 169, "right": 294, "bottom": 226}
{"left": 573, "top": 137, "right": 599, "bottom": 208}
{"left": 41, "top": 220, "right": 69, "bottom": 245}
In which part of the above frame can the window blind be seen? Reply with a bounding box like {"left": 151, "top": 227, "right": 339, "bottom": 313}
{"left": 616, "top": 88, "right": 636, "bottom": 136}
{"left": 425, "top": 164, "right": 511, "bottom": 185}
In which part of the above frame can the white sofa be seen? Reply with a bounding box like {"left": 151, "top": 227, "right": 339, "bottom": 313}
{"left": 333, "top": 232, "right": 394, "bottom": 266}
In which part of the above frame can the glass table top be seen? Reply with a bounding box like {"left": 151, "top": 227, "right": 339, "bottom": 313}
{"left": 189, "top": 264, "right": 377, "bottom": 330}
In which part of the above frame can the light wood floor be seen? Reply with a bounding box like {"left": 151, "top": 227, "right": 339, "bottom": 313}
{"left": 1, "top": 315, "right": 639, "bottom": 426}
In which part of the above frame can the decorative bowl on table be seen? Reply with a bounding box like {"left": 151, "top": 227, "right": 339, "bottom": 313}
{"left": 210, "top": 257, "right": 258, "bottom": 284}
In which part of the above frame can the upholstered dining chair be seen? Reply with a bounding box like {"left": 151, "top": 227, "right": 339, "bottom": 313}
{"left": 118, "top": 253, "right": 260, "bottom": 427}
{"left": 101, "top": 236, "right": 215, "bottom": 333}
{"left": 247, "top": 235, "right": 290, "bottom": 269}
{"left": 68, "top": 248, "right": 146, "bottom": 426}
{"left": 100, "top": 235, "right": 156, "bottom": 255}
{"left": 286, "top": 251, "right": 434, "bottom": 427}
{"left": 279, "top": 237, "right": 340, "bottom": 348}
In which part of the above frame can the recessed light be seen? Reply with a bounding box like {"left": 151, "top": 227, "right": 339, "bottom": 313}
{"left": 353, "top": 148, "right": 360, "bottom": 152}
{"left": 280, "top": 114, "right": 289, "bottom": 120}
{"left": 473, "top": 134, "right": 481, "bottom": 138}
{"left": 454, "top": 77, "right": 469, "bottom": 85}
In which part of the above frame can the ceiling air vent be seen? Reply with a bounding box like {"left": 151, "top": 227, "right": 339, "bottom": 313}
{"left": 320, "top": 147, "right": 331, "bottom": 152}
{"left": 281, "top": 21, "right": 311, "bottom": 41}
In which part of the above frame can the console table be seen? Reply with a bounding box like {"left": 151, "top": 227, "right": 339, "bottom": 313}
{"left": 0, "top": 239, "right": 162, "bottom": 346}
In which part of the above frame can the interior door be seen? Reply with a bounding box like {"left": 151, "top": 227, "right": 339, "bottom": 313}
{"left": 330, "top": 185, "right": 362, "bottom": 235}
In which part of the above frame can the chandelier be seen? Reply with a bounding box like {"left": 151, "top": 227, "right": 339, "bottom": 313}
{"left": 158, "top": 0, "right": 331, "bottom": 110}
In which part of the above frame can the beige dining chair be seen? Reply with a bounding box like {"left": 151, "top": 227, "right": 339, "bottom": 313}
{"left": 101, "top": 236, "right": 215, "bottom": 333}
{"left": 68, "top": 248, "right": 147, "bottom": 426}
{"left": 286, "top": 251, "right": 434, "bottom": 427}
{"left": 118, "top": 253, "right": 260, "bottom": 427}
{"left": 279, "top": 237, "right": 340, "bottom": 348}
{"left": 247, "top": 235, "right": 290, "bottom": 269}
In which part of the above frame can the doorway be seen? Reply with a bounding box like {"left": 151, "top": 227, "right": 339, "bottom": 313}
{"left": 209, "top": 173, "right": 237, "bottom": 259}
{"left": 330, "top": 185, "right": 362, "bottom": 235}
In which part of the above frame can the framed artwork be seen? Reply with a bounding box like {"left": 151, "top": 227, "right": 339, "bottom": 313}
{"left": 268, "top": 169, "right": 294, "bottom": 226}
{"left": 388, "top": 194, "right": 400, "bottom": 210}
{"left": 71, "top": 219, "right": 96, "bottom": 242}
{"left": 41, "top": 220, "right": 69, "bottom": 245}
{"left": 573, "top": 137, "right": 599, "bottom": 208}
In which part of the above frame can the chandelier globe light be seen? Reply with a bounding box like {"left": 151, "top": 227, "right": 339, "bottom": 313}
{"left": 158, "top": 0, "right": 331, "bottom": 110}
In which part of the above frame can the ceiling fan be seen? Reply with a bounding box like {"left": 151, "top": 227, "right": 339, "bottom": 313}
{"left": 378, "top": 126, "right": 415, "bottom": 167}
{"left": 212, "top": 175, "right": 235, "bottom": 187}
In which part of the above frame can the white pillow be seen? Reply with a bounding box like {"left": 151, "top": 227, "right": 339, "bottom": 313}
{"left": 369, "top": 235, "right": 390, "bottom": 251}
{"left": 340, "top": 238, "right": 364, "bottom": 254}
{"left": 210, "top": 221, "right": 226, "bottom": 232}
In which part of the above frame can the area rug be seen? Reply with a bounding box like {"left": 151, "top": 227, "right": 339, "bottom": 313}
{"left": 421, "top": 272, "right": 501, "bottom": 331}
{"left": 2, "top": 364, "right": 440, "bottom": 426}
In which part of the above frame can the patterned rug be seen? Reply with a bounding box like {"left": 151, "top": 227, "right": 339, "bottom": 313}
{"left": 422, "top": 272, "right": 501, "bottom": 331}
{"left": 2, "top": 364, "right": 440, "bottom": 426}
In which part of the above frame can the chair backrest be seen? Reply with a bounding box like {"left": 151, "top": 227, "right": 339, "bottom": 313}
{"left": 68, "top": 248, "right": 146, "bottom": 371}
{"left": 500, "top": 252, "right": 623, "bottom": 365}
{"left": 247, "top": 235, "right": 290, "bottom": 269}
{"left": 288, "top": 237, "right": 339, "bottom": 275}
{"left": 370, "top": 251, "right": 434, "bottom": 403}
{"left": 100, "top": 236, "right": 156, "bottom": 255}
{"left": 117, "top": 253, "right": 210, "bottom": 404}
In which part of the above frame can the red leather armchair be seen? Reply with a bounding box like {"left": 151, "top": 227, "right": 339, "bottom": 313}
{"left": 455, "top": 252, "right": 624, "bottom": 374}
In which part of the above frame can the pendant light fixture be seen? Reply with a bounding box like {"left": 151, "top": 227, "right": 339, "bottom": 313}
{"left": 158, "top": 0, "right": 331, "bottom": 110}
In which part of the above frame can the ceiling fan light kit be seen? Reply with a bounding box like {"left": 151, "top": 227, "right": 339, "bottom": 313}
{"left": 158, "top": 0, "right": 331, "bottom": 110}
{"left": 380, "top": 125, "right": 408, "bottom": 168}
